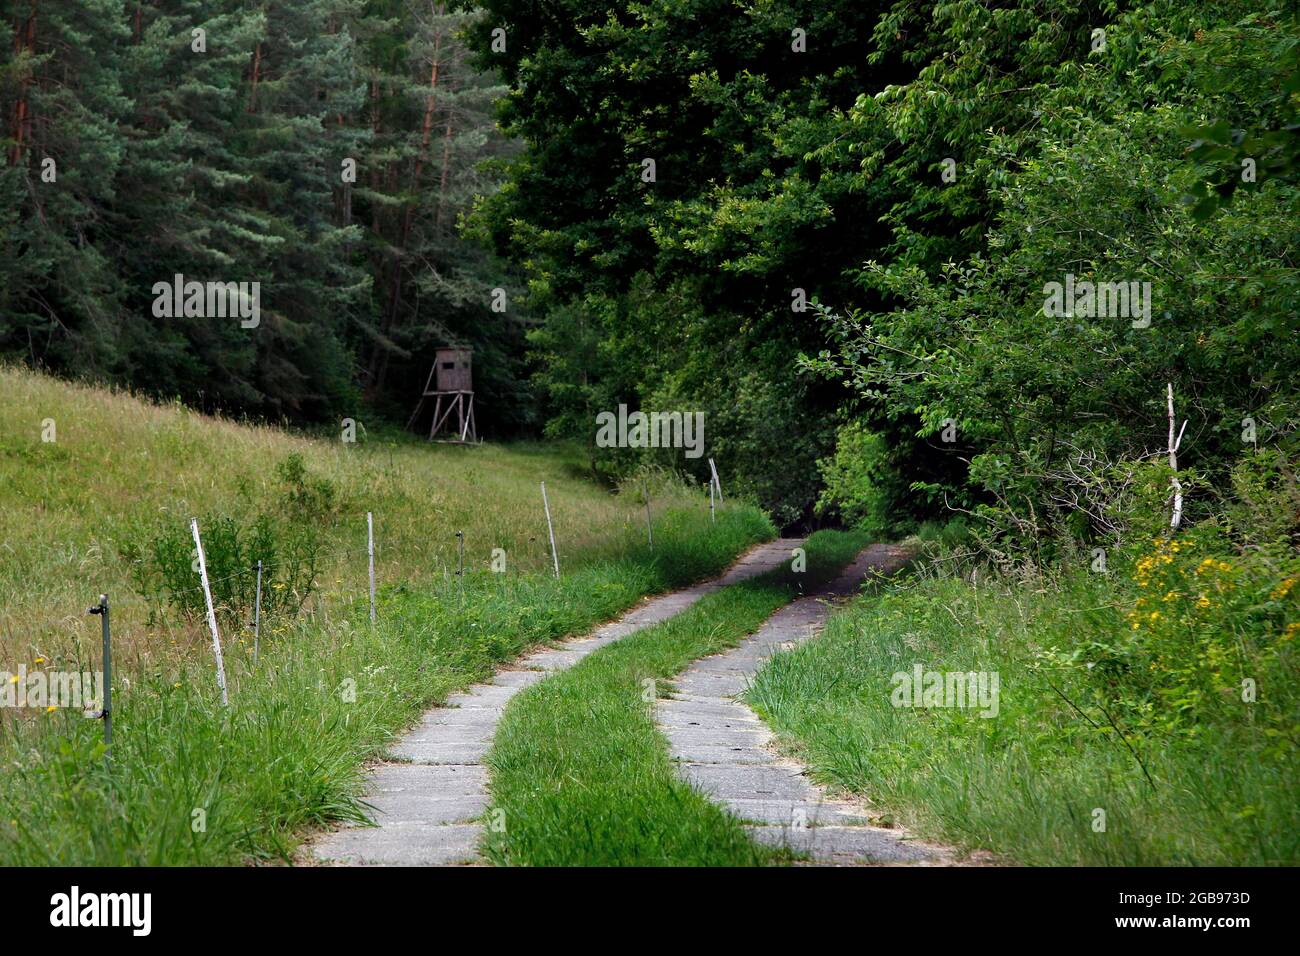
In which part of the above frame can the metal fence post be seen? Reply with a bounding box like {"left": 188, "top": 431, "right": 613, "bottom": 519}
{"left": 86, "top": 593, "right": 111, "bottom": 765}
{"left": 253, "top": 559, "right": 263, "bottom": 666}
{"left": 456, "top": 530, "right": 465, "bottom": 602}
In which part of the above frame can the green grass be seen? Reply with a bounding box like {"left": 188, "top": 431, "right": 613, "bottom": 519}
{"left": 0, "top": 363, "right": 714, "bottom": 667}
{"left": 0, "top": 506, "right": 772, "bottom": 865}
{"left": 0, "top": 366, "right": 776, "bottom": 864}
{"left": 747, "top": 566, "right": 1300, "bottom": 866}
{"left": 483, "top": 529, "right": 871, "bottom": 866}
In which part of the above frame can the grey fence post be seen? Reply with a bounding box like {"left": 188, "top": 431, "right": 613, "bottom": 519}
{"left": 86, "top": 594, "right": 111, "bottom": 764}
{"left": 253, "top": 559, "right": 263, "bottom": 666}
{"left": 456, "top": 530, "right": 465, "bottom": 601}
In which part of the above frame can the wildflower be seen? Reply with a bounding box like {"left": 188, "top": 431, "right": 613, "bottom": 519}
{"left": 45, "top": 705, "right": 57, "bottom": 713}
{"left": 1196, "top": 595, "right": 1211, "bottom": 609}
{"left": 1269, "top": 577, "right": 1296, "bottom": 601}
{"left": 1149, "top": 611, "right": 1161, "bottom": 623}
{"left": 34, "top": 657, "right": 44, "bottom": 665}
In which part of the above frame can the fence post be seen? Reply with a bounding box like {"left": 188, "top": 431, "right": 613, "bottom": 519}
{"left": 86, "top": 594, "right": 111, "bottom": 763}
{"left": 253, "top": 559, "right": 263, "bottom": 666}
{"left": 709, "top": 478, "right": 716, "bottom": 524}
{"left": 541, "top": 481, "right": 560, "bottom": 579}
{"left": 190, "top": 519, "right": 230, "bottom": 707}
{"left": 644, "top": 480, "right": 653, "bottom": 548}
{"left": 455, "top": 530, "right": 465, "bottom": 601}
{"left": 367, "top": 511, "right": 377, "bottom": 625}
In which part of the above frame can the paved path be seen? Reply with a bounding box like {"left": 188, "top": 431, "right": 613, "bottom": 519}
{"left": 312, "top": 537, "right": 804, "bottom": 865}
{"left": 657, "top": 543, "right": 952, "bottom": 865}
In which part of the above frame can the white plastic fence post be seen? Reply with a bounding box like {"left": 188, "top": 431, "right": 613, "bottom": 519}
{"left": 541, "top": 482, "right": 560, "bottom": 579}
{"left": 367, "top": 511, "right": 377, "bottom": 625}
{"left": 644, "top": 481, "right": 653, "bottom": 548}
{"left": 191, "top": 518, "right": 229, "bottom": 707}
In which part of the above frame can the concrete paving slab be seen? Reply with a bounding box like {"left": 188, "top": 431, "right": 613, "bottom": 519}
{"left": 316, "top": 823, "right": 483, "bottom": 866}
{"left": 746, "top": 825, "right": 935, "bottom": 864}
{"left": 680, "top": 763, "right": 812, "bottom": 800}
{"left": 669, "top": 744, "right": 777, "bottom": 764}
{"left": 363, "top": 790, "right": 488, "bottom": 825}
{"left": 723, "top": 799, "right": 870, "bottom": 827}
{"left": 490, "top": 670, "right": 548, "bottom": 688}
{"left": 389, "top": 739, "right": 491, "bottom": 764}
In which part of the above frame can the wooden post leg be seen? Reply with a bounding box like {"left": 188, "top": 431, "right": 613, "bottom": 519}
{"left": 430, "top": 394, "right": 444, "bottom": 440}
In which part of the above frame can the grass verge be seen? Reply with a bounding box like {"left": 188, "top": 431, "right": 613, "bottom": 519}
{"left": 483, "top": 529, "right": 871, "bottom": 866}
{"left": 747, "top": 561, "right": 1300, "bottom": 865}
{"left": 0, "top": 506, "right": 772, "bottom": 864}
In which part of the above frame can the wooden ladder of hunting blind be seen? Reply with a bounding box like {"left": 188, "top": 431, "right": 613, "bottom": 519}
{"left": 407, "top": 346, "right": 478, "bottom": 443}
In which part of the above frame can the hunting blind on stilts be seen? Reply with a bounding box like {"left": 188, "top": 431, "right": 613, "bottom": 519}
{"left": 408, "top": 346, "right": 478, "bottom": 443}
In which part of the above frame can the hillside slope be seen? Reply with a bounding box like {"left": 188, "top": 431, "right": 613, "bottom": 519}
{"left": 0, "top": 365, "right": 658, "bottom": 664}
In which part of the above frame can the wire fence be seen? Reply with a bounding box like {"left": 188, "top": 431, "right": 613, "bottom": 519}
{"left": 2, "top": 466, "right": 731, "bottom": 748}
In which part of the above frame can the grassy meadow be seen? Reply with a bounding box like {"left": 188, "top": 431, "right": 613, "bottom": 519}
{"left": 0, "top": 365, "right": 774, "bottom": 863}
{"left": 747, "top": 553, "right": 1300, "bottom": 866}
{"left": 0, "top": 364, "right": 706, "bottom": 666}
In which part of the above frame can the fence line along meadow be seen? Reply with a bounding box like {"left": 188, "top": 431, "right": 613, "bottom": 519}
{"left": 38, "top": 465, "right": 731, "bottom": 757}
